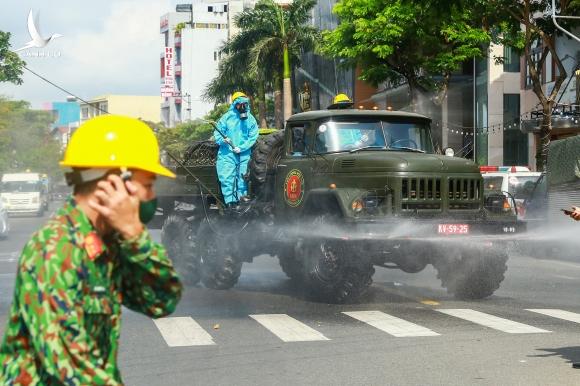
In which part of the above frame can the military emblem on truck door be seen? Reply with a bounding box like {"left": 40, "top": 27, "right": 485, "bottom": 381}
{"left": 284, "top": 169, "right": 304, "bottom": 207}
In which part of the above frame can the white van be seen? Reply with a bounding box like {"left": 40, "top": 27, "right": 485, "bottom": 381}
{"left": 0, "top": 173, "right": 46, "bottom": 216}
{"left": 481, "top": 166, "right": 542, "bottom": 220}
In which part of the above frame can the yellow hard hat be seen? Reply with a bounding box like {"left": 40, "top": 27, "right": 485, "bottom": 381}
{"left": 232, "top": 91, "right": 247, "bottom": 101}
{"left": 60, "top": 115, "right": 175, "bottom": 178}
{"left": 333, "top": 93, "right": 351, "bottom": 104}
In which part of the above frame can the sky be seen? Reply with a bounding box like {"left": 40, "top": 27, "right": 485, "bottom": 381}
{"left": 0, "top": 0, "right": 184, "bottom": 108}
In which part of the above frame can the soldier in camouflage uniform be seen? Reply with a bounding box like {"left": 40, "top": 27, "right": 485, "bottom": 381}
{"left": 0, "top": 115, "right": 183, "bottom": 385}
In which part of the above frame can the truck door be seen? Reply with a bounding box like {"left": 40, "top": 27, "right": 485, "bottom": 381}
{"left": 275, "top": 122, "right": 311, "bottom": 219}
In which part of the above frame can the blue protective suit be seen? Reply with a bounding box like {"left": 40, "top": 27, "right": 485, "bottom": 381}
{"left": 214, "top": 97, "right": 259, "bottom": 204}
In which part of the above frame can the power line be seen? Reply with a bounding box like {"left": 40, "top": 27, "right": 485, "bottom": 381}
{"left": 23, "top": 65, "right": 109, "bottom": 115}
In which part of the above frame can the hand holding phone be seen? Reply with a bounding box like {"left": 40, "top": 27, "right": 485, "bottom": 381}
{"left": 88, "top": 174, "right": 143, "bottom": 238}
{"left": 561, "top": 208, "right": 573, "bottom": 216}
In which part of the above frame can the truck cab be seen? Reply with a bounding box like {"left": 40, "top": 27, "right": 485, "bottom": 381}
{"left": 0, "top": 173, "right": 46, "bottom": 216}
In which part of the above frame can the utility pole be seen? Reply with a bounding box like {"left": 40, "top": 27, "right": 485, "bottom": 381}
{"left": 184, "top": 92, "right": 192, "bottom": 121}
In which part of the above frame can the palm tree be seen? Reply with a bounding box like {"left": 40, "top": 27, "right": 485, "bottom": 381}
{"left": 205, "top": 0, "right": 319, "bottom": 128}
{"left": 241, "top": 0, "right": 318, "bottom": 123}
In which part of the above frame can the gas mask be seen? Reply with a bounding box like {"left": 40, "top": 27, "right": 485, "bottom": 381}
{"left": 139, "top": 198, "right": 158, "bottom": 224}
{"left": 235, "top": 102, "right": 249, "bottom": 120}
{"left": 120, "top": 169, "right": 157, "bottom": 224}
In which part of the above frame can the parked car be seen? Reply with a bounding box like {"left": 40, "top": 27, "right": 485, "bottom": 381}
{"left": 0, "top": 199, "right": 9, "bottom": 239}
{"left": 481, "top": 166, "right": 542, "bottom": 221}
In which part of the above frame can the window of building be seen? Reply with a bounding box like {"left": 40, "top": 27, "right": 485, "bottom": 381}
{"left": 81, "top": 107, "right": 89, "bottom": 120}
{"left": 208, "top": 6, "right": 213, "bottom": 12}
{"left": 214, "top": 51, "right": 217, "bottom": 61}
{"left": 503, "top": 94, "right": 528, "bottom": 166}
{"left": 224, "top": 4, "right": 228, "bottom": 12}
{"left": 503, "top": 46, "right": 520, "bottom": 73}
{"left": 475, "top": 56, "right": 488, "bottom": 165}
{"left": 164, "top": 31, "right": 168, "bottom": 47}
{"left": 525, "top": 41, "right": 543, "bottom": 88}
{"left": 99, "top": 102, "right": 108, "bottom": 114}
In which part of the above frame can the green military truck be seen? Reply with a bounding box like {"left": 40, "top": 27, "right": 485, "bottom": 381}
{"left": 156, "top": 109, "right": 522, "bottom": 303}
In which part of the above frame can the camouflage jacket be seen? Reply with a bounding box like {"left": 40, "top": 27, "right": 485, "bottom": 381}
{"left": 0, "top": 198, "right": 183, "bottom": 385}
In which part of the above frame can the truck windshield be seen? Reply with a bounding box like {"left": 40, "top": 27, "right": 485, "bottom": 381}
{"left": 1, "top": 181, "right": 42, "bottom": 193}
{"left": 314, "top": 119, "right": 434, "bottom": 154}
{"left": 508, "top": 175, "right": 542, "bottom": 199}
{"left": 483, "top": 176, "right": 503, "bottom": 191}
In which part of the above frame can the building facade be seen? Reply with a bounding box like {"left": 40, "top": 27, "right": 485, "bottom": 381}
{"left": 160, "top": 1, "right": 229, "bottom": 127}
{"left": 42, "top": 96, "right": 81, "bottom": 148}
{"left": 79, "top": 95, "right": 161, "bottom": 123}
{"left": 296, "top": 0, "right": 579, "bottom": 169}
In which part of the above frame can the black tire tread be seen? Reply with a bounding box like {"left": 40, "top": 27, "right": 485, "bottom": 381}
{"left": 434, "top": 251, "right": 508, "bottom": 300}
{"left": 248, "top": 130, "right": 285, "bottom": 201}
{"left": 161, "top": 213, "right": 201, "bottom": 285}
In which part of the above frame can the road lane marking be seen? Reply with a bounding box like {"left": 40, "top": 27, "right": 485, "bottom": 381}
{"left": 153, "top": 317, "right": 215, "bottom": 347}
{"left": 527, "top": 309, "right": 580, "bottom": 324}
{"left": 420, "top": 299, "right": 440, "bottom": 306}
{"left": 552, "top": 275, "right": 576, "bottom": 281}
{"left": 343, "top": 311, "right": 440, "bottom": 337}
{"left": 0, "top": 252, "right": 18, "bottom": 262}
{"left": 249, "top": 314, "right": 329, "bottom": 342}
{"left": 437, "top": 309, "right": 550, "bottom": 334}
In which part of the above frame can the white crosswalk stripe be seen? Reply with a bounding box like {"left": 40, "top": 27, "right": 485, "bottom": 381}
{"left": 343, "top": 311, "right": 440, "bottom": 337}
{"left": 437, "top": 309, "right": 550, "bottom": 334}
{"left": 527, "top": 309, "right": 580, "bottom": 324}
{"left": 153, "top": 317, "right": 215, "bottom": 347}
{"left": 249, "top": 314, "right": 330, "bottom": 342}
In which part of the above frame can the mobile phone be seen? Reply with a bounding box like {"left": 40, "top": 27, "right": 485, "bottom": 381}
{"left": 561, "top": 208, "right": 573, "bottom": 215}
{"left": 120, "top": 170, "right": 133, "bottom": 182}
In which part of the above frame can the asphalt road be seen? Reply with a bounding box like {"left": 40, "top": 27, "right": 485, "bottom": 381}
{"left": 2, "top": 208, "right": 580, "bottom": 385}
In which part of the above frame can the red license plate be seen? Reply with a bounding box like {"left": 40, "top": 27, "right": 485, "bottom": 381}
{"left": 438, "top": 224, "right": 469, "bottom": 235}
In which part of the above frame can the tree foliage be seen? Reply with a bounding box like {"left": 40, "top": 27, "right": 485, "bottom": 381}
{"left": 475, "top": 0, "right": 580, "bottom": 170}
{"left": 0, "top": 31, "right": 25, "bottom": 85}
{"left": 156, "top": 104, "right": 230, "bottom": 156}
{"left": 204, "top": 0, "right": 319, "bottom": 127}
{"left": 321, "top": 0, "right": 491, "bottom": 109}
{"left": 0, "top": 97, "right": 62, "bottom": 178}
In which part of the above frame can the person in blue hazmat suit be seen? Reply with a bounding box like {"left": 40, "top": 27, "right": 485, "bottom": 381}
{"left": 213, "top": 92, "right": 259, "bottom": 208}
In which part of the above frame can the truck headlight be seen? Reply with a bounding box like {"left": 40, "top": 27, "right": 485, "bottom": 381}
{"left": 351, "top": 199, "right": 364, "bottom": 213}
{"left": 1, "top": 196, "right": 7, "bottom": 204}
{"left": 32, "top": 196, "right": 39, "bottom": 204}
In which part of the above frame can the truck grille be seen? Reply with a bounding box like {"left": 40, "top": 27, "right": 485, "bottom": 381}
{"left": 401, "top": 178, "right": 441, "bottom": 200}
{"left": 400, "top": 176, "right": 481, "bottom": 213}
{"left": 448, "top": 178, "right": 480, "bottom": 200}
{"left": 10, "top": 198, "right": 30, "bottom": 205}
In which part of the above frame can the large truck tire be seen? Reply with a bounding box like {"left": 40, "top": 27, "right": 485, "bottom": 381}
{"left": 161, "top": 213, "right": 201, "bottom": 285}
{"left": 433, "top": 249, "right": 508, "bottom": 300}
{"left": 197, "top": 220, "right": 243, "bottom": 290}
{"left": 278, "top": 244, "right": 304, "bottom": 281}
{"left": 300, "top": 239, "right": 374, "bottom": 304}
{"left": 248, "top": 130, "right": 285, "bottom": 201}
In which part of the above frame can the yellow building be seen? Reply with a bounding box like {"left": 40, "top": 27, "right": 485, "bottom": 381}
{"left": 80, "top": 95, "right": 161, "bottom": 123}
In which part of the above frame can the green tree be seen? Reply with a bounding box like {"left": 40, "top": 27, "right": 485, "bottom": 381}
{"left": 321, "top": 0, "right": 490, "bottom": 111}
{"left": 0, "top": 97, "right": 61, "bottom": 178}
{"left": 0, "top": 31, "right": 25, "bottom": 84}
{"left": 157, "top": 104, "right": 229, "bottom": 156}
{"left": 474, "top": 0, "right": 580, "bottom": 170}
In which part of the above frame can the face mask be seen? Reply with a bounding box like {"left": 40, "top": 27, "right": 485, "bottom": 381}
{"left": 236, "top": 102, "right": 248, "bottom": 120}
{"left": 139, "top": 198, "right": 158, "bottom": 224}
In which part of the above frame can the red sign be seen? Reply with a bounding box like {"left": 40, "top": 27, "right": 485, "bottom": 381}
{"left": 438, "top": 224, "right": 470, "bottom": 235}
{"left": 284, "top": 169, "right": 304, "bottom": 207}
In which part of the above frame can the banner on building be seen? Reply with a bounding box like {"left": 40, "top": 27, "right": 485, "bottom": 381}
{"left": 161, "top": 46, "right": 175, "bottom": 97}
